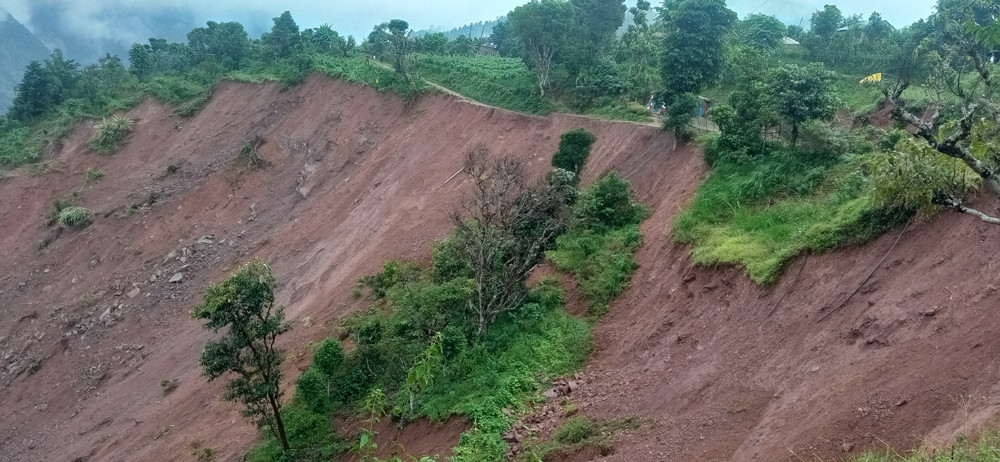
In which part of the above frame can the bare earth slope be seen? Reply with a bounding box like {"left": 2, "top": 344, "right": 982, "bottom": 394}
{"left": 0, "top": 75, "right": 997, "bottom": 462}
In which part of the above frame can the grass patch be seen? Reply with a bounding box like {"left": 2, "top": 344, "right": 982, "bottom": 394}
{"left": 673, "top": 143, "right": 910, "bottom": 283}
{"left": 520, "top": 416, "right": 644, "bottom": 461}
{"left": 413, "top": 54, "right": 553, "bottom": 114}
{"left": 850, "top": 429, "right": 1000, "bottom": 461}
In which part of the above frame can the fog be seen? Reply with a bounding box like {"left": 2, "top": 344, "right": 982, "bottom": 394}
{"left": 0, "top": 0, "right": 938, "bottom": 61}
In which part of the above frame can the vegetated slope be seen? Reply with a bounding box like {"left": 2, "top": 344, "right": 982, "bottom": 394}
{"left": 0, "top": 74, "right": 996, "bottom": 462}
{"left": 0, "top": 75, "right": 673, "bottom": 462}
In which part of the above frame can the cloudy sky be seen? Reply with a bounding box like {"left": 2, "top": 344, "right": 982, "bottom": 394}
{"left": 0, "top": 0, "right": 939, "bottom": 46}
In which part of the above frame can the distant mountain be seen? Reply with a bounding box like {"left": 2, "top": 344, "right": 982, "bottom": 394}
{"left": 0, "top": 8, "right": 49, "bottom": 114}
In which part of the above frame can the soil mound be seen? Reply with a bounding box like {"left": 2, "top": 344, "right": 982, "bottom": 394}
{"left": 1, "top": 74, "right": 997, "bottom": 462}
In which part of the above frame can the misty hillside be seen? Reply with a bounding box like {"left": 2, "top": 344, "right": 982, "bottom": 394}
{"left": 0, "top": 9, "right": 48, "bottom": 112}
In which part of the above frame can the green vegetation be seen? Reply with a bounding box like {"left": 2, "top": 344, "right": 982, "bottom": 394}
{"left": 850, "top": 430, "right": 1000, "bottom": 461}
{"left": 194, "top": 261, "right": 293, "bottom": 453}
{"left": 551, "top": 128, "right": 596, "bottom": 178}
{"left": 242, "top": 140, "right": 647, "bottom": 460}
{"left": 413, "top": 55, "right": 552, "bottom": 114}
{"left": 520, "top": 416, "right": 643, "bottom": 461}
{"left": 548, "top": 172, "right": 649, "bottom": 315}
{"left": 58, "top": 206, "right": 94, "bottom": 228}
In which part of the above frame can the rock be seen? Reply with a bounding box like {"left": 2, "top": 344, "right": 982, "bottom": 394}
{"left": 543, "top": 389, "right": 559, "bottom": 399}
{"left": 100, "top": 308, "right": 112, "bottom": 322}
{"left": 34, "top": 403, "right": 47, "bottom": 412}
{"left": 168, "top": 273, "right": 184, "bottom": 283}
{"left": 127, "top": 288, "right": 141, "bottom": 299}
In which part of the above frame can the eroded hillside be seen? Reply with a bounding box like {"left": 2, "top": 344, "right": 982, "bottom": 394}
{"left": 0, "top": 75, "right": 998, "bottom": 462}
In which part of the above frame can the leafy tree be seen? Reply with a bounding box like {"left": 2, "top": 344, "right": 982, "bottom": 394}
{"left": 740, "top": 14, "right": 786, "bottom": 51}
{"left": 418, "top": 32, "right": 449, "bottom": 54}
{"left": 566, "top": 0, "right": 627, "bottom": 75}
{"left": 487, "top": 20, "right": 519, "bottom": 57}
{"left": 664, "top": 92, "right": 699, "bottom": 144}
{"left": 552, "top": 127, "right": 597, "bottom": 177}
{"left": 508, "top": 0, "right": 577, "bottom": 96}
{"left": 618, "top": 0, "right": 659, "bottom": 98}
{"left": 872, "top": 0, "right": 1000, "bottom": 223}
{"left": 75, "top": 54, "right": 131, "bottom": 107}
{"left": 262, "top": 11, "right": 301, "bottom": 58}
{"left": 128, "top": 43, "right": 155, "bottom": 79}
{"left": 864, "top": 12, "right": 892, "bottom": 42}
{"left": 10, "top": 49, "right": 79, "bottom": 122}
{"left": 660, "top": 0, "right": 737, "bottom": 100}
{"left": 810, "top": 4, "right": 843, "bottom": 39}
{"left": 369, "top": 20, "right": 414, "bottom": 78}
{"left": 771, "top": 63, "right": 836, "bottom": 144}
{"left": 193, "top": 261, "right": 292, "bottom": 452}
{"left": 447, "top": 35, "right": 475, "bottom": 56}
{"left": 187, "top": 21, "right": 250, "bottom": 70}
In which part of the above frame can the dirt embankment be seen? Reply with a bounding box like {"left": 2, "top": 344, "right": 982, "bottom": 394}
{"left": 0, "top": 74, "right": 998, "bottom": 462}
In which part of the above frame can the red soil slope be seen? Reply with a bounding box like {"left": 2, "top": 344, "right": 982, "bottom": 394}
{"left": 0, "top": 75, "right": 997, "bottom": 462}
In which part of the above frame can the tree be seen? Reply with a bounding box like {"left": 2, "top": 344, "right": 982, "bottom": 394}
{"left": 418, "top": 32, "right": 448, "bottom": 54}
{"left": 618, "top": 0, "right": 659, "bottom": 98}
{"left": 508, "top": 0, "right": 577, "bottom": 96}
{"left": 187, "top": 21, "right": 250, "bottom": 70}
{"left": 487, "top": 20, "right": 519, "bottom": 57}
{"left": 128, "top": 43, "right": 155, "bottom": 80}
{"left": 370, "top": 20, "right": 413, "bottom": 78}
{"left": 10, "top": 49, "right": 79, "bottom": 122}
{"left": 740, "top": 14, "right": 786, "bottom": 52}
{"left": 660, "top": 0, "right": 737, "bottom": 100}
{"left": 864, "top": 12, "right": 892, "bottom": 42}
{"left": 552, "top": 127, "right": 597, "bottom": 177}
{"left": 193, "top": 261, "right": 292, "bottom": 452}
{"left": 664, "top": 92, "right": 699, "bottom": 146}
{"left": 566, "top": 0, "right": 627, "bottom": 75}
{"left": 771, "top": 63, "right": 836, "bottom": 144}
{"left": 452, "top": 146, "right": 571, "bottom": 335}
{"left": 872, "top": 0, "right": 1000, "bottom": 223}
{"left": 262, "top": 11, "right": 301, "bottom": 58}
{"left": 810, "top": 4, "right": 843, "bottom": 39}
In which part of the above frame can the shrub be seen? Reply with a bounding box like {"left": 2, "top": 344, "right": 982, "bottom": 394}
{"left": 360, "top": 260, "right": 423, "bottom": 298}
{"left": 88, "top": 115, "right": 134, "bottom": 153}
{"left": 175, "top": 94, "right": 210, "bottom": 117}
{"left": 58, "top": 206, "right": 95, "bottom": 227}
{"left": 551, "top": 128, "right": 596, "bottom": 177}
{"left": 572, "top": 172, "right": 649, "bottom": 232}
{"left": 313, "top": 339, "right": 345, "bottom": 376}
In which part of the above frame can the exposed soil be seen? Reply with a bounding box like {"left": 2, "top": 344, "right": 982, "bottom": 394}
{"left": 1, "top": 74, "right": 998, "bottom": 462}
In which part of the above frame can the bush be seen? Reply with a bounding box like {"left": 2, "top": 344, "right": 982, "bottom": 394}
{"left": 58, "top": 206, "right": 95, "bottom": 227}
{"left": 551, "top": 128, "right": 596, "bottom": 177}
{"left": 88, "top": 115, "right": 134, "bottom": 153}
{"left": 360, "top": 260, "right": 423, "bottom": 298}
{"left": 312, "top": 339, "right": 344, "bottom": 376}
{"left": 572, "top": 172, "right": 649, "bottom": 232}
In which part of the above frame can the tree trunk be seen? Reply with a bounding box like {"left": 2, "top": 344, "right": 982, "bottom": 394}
{"left": 269, "top": 393, "right": 290, "bottom": 451}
